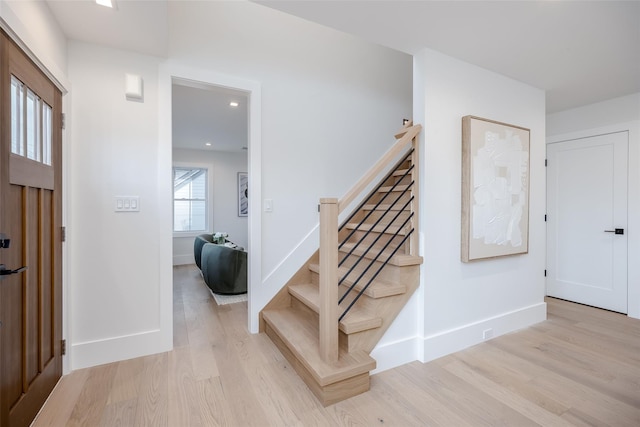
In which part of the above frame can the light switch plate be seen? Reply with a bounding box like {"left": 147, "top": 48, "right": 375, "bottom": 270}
{"left": 115, "top": 196, "right": 140, "bottom": 212}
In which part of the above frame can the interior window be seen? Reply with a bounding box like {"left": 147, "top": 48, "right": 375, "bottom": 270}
{"left": 173, "top": 166, "right": 208, "bottom": 232}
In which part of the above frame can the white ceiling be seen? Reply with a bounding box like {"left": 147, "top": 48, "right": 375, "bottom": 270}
{"left": 258, "top": 0, "right": 640, "bottom": 113}
{"left": 171, "top": 80, "right": 248, "bottom": 152}
{"left": 46, "top": 0, "right": 168, "bottom": 57}
{"left": 45, "top": 0, "right": 640, "bottom": 120}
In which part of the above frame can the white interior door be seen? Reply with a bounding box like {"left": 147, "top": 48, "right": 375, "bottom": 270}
{"left": 547, "top": 131, "right": 628, "bottom": 313}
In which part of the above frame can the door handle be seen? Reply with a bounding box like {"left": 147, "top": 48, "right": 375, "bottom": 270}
{"left": 604, "top": 228, "right": 624, "bottom": 235}
{"left": 0, "top": 264, "right": 27, "bottom": 276}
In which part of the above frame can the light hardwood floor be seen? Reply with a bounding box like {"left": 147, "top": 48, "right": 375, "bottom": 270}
{"left": 33, "top": 265, "right": 640, "bottom": 426}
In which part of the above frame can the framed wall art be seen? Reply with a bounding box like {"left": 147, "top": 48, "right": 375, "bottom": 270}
{"left": 461, "top": 116, "right": 530, "bottom": 262}
{"left": 238, "top": 172, "right": 248, "bottom": 217}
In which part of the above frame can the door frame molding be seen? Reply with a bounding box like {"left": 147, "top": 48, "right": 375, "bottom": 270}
{"left": 158, "top": 62, "right": 263, "bottom": 337}
{"left": 547, "top": 120, "right": 640, "bottom": 319}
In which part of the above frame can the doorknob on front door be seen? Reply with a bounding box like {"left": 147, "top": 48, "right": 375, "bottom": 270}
{"left": 0, "top": 264, "right": 27, "bottom": 279}
{"left": 604, "top": 228, "right": 624, "bottom": 235}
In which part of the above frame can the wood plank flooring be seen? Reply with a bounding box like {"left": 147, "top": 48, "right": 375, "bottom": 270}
{"left": 33, "top": 265, "right": 640, "bottom": 426}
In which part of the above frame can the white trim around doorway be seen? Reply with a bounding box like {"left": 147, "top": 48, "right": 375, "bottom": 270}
{"left": 158, "top": 62, "right": 262, "bottom": 340}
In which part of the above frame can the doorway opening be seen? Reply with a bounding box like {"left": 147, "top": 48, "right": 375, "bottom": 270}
{"left": 171, "top": 79, "right": 249, "bottom": 259}
{"left": 162, "top": 67, "right": 261, "bottom": 341}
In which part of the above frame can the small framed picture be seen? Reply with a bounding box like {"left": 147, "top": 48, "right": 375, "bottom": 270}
{"left": 238, "top": 172, "right": 248, "bottom": 217}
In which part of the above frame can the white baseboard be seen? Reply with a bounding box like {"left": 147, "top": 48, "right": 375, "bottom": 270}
{"left": 420, "top": 302, "right": 547, "bottom": 363}
{"left": 71, "top": 329, "right": 171, "bottom": 370}
{"left": 173, "top": 254, "right": 194, "bottom": 266}
{"left": 369, "top": 302, "right": 547, "bottom": 374}
{"left": 371, "top": 335, "right": 420, "bottom": 374}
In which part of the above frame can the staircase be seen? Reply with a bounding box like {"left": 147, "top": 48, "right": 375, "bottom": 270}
{"left": 260, "top": 122, "right": 423, "bottom": 406}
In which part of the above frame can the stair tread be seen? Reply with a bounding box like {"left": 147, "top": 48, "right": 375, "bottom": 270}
{"left": 262, "top": 307, "right": 376, "bottom": 386}
{"left": 392, "top": 168, "right": 411, "bottom": 177}
{"left": 378, "top": 184, "right": 412, "bottom": 193}
{"left": 362, "top": 203, "right": 409, "bottom": 212}
{"left": 289, "top": 283, "right": 383, "bottom": 334}
{"left": 308, "top": 263, "right": 407, "bottom": 298}
{"left": 344, "top": 222, "right": 407, "bottom": 235}
{"left": 339, "top": 242, "right": 423, "bottom": 267}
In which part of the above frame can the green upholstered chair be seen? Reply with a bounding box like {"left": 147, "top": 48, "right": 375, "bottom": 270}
{"left": 193, "top": 234, "right": 214, "bottom": 270}
{"left": 200, "top": 243, "right": 247, "bottom": 295}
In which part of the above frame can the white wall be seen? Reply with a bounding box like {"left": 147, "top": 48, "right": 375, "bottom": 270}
{"left": 172, "top": 148, "right": 248, "bottom": 265}
{"left": 167, "top": 1, "right": 413, "bottom": 332}
{"left": 546, "top": 93, "right": 640, "bottom": 136}
{"left": 546, "top": 93, "right": 640, "bottom": 319}
{"left": 63, "top": 1, "right": 411, "bottom": 369}
{"left": 373, "top": 48, "right": 547, "bottom": 371}
{"left": 67, "top": 42, "right": 172, "bottom": 369}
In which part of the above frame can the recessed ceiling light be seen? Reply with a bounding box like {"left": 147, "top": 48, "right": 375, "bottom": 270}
{"left": 229, "top": 101, "right": 239, "bottom": 107}
{"left": 205, "top": 142, "right": 212, "bottom": 147}
{"left": 96, "top": 0, "right": 113, "bottom": 8}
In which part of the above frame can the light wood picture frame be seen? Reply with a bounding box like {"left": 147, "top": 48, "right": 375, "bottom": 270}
{"left": 238, "top": 172, "right": 248, "bottom": 217}
{"left": 461, "top": 116, "right": 530, "bottom": 262}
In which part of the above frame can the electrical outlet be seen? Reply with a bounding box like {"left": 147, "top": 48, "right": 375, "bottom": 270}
{"left": 483, "top": 328, "right": 493, "bottom": 340}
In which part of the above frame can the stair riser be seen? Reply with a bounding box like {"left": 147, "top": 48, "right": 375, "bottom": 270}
{"left": 340, "top": 329, "right": 373, "bottom": 353}
{"left": 310, "top": 271, "right": 405, "bottom": 300}
{"left": 291, "top": 280, "right": 378, "bottom": 321}
{"left": 338, "top": 257, "right": 418, "bottom": 284}
{"left": 311, "top": 263, "right": 406, "bottom": 292}
{"left": 389, "top": 174, "right": 412, "bottom": 187}
{"left": 346, "top": 230, "right": 408, "bottom": 251}
{"left": 356, "top": 210, "right": 412, "bottom": 224}
{"left": 338, "top": 246, "right": 422, "bottom": 268}
{"left": 369, "top": 191, "right": 412, "bottom": 205}
{"left": 310, "top": 273, "right": 354, "bottom": 299}
{"left": 391, "top": 163, "right": 412, "bottom": 178}
{"left": 291, "top": 294, "right": 320, "bottom": 317}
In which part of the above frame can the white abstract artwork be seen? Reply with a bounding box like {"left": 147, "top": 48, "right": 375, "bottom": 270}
{"left": 462, "top": 116, "right": 530, "bottom": 262}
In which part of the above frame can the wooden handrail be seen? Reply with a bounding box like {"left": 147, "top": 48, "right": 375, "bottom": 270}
{"left": 338, "top": 124, "right": 421, "bottom": 213}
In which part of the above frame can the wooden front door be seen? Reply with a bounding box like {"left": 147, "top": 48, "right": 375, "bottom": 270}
{"left": 0, "top": 30, "right": 63, "bottom": 427}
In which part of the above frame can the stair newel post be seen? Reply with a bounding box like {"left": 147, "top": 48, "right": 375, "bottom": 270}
{"left": 409, "top": 133, "right": 420, "bottom": 256}
{"left": 319, "top": 198, "right": 339, "bottom": 363}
